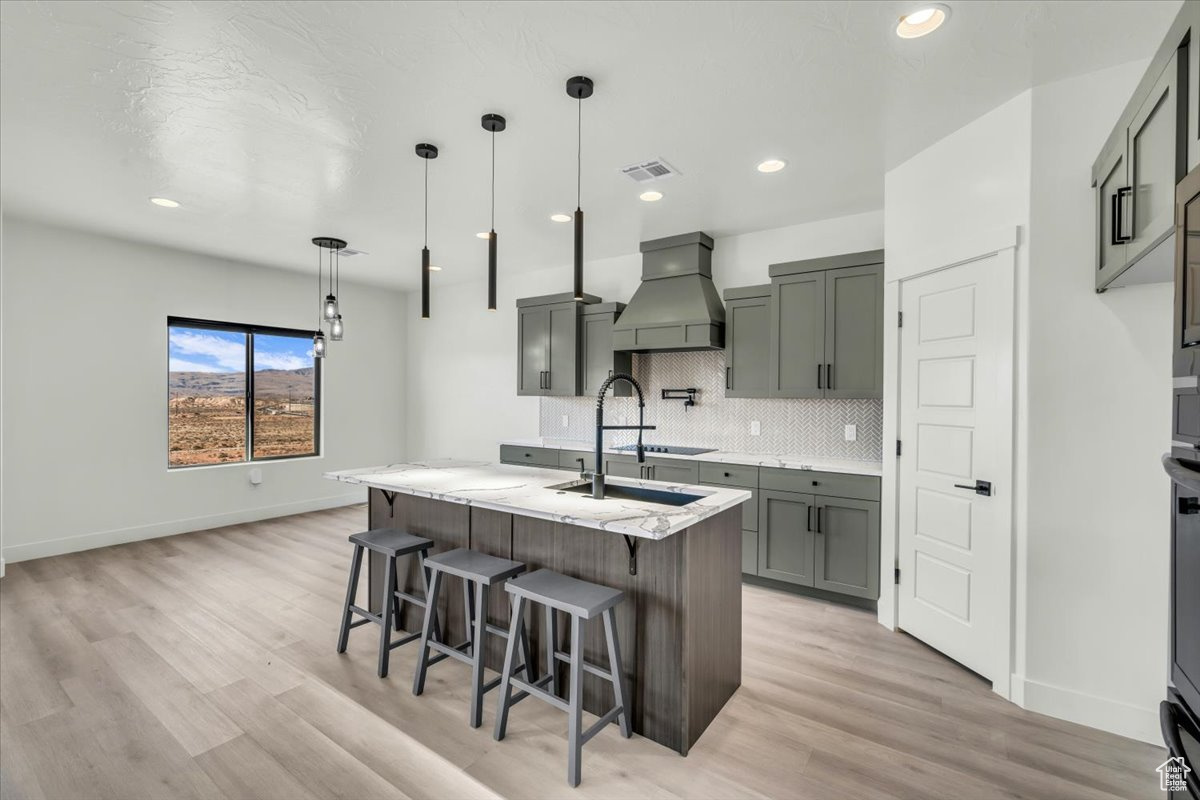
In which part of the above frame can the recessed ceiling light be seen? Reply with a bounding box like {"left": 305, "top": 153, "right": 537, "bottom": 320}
{"left": 476, "top": 231, "right": 491, "bottom": 239}
{"left": 427, "top": 264, "right": 442, "bottom": 271}
{"left": 550, "top": 213, "right": 572, "bottom": 223}
{"left": 149, "top": 196, "right": 179, "bottom": 208}
{"left": 639, "top": 191, "right": 663, "bottom": 202}
{"left": 896, "top": 4, "right": 949, "bottom": 38}
{"left": 756, "top": 159, "right": 786, "bottom": 174}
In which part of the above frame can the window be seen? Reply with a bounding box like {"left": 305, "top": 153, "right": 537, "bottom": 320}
{"left": 167, "top": 318, "right": 319, "bottom": 468}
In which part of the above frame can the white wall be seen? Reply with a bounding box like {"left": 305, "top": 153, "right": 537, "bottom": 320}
{"left": 883, "top": 60, "right": 1172, "bottom": 744}
{"left": 403, "top": 211, "right": 884, "bottom": 461}
{"left": 0, "top": 215, "right": 407, "bottom": 563}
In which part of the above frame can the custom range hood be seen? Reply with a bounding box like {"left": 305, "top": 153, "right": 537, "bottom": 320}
{"left": 612, "top": 232, "right": 724, "bottom": 352}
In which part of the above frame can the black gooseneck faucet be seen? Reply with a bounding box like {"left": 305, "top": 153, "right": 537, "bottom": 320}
{"left": 592, "top": 372, "right": 656, "bottom": 500}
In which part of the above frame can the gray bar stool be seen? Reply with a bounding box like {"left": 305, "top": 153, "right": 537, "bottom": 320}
{"left": 413, "top": 548, "right": 535, "bottom": 728}
{"left": 493, "top": 569, "right": 631, "bottom": 788}
{"left": 336, "top": 529, "right": 437, "bottom": 679}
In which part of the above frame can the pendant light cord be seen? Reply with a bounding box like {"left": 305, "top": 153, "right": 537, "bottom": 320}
{"left": 576, "top": 97, "right": 582, "bottom": 209}
{"left": 491, "top": 129, "right": 496, "bottom": 230}
{"left": 424, "top": 158, "right": 429, "bottom": 248}
{"left": 317, "top": 246, "right": 322, "bottom": 324}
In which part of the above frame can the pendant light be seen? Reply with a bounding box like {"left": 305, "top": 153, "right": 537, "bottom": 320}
{"left": 311, "top": 236, "right": 346, "bottom": 357}
{"left": 482, "top": 113, "right": 506, "bottom": 311}
{"left": 566, "top": 76, "right": 593, "bottom": 300}
{"left": 416, "top": 142, "right": 438, "bottom": 319}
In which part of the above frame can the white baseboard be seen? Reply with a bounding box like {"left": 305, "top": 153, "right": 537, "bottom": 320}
{"left": 0, "top": 491, "right": 367, "bottom": 565}
{"left": 1014, "top": 675, "right": 1161, "bottom": 745}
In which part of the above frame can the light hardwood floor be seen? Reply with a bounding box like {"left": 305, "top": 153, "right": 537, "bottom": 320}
{"left": 0, "top": 505, "right": 1164, "bottom": 800}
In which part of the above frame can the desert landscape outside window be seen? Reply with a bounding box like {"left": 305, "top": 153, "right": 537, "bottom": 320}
{"left": 167, "top": 319, "right": 319, "bottom": 467}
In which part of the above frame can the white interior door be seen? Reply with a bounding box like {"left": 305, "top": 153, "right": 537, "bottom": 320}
{"left": 897, "top": 253, "right": 1013, "bottom": 690}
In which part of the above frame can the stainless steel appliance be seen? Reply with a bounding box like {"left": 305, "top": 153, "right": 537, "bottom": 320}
{"left": 613, "top": 444, "right": 717, "bottom": 456}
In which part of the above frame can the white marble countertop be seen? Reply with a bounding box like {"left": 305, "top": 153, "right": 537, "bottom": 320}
{"left": 324, "top": 460, "right": 752, "bottom": 541}
{"left": 499, "top": 438, "right": 883, "bottom": 477}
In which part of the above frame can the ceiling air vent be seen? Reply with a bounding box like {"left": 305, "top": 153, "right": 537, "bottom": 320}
{"left": 620, "top": 158, "right": 680, "bottom": 183}
{"left": 339, "top": 247, "right": 368, "bottom": 257}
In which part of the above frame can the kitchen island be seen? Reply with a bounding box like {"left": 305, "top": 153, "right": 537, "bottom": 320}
{"left": 325, "top": 460, "right": 751, "bottom": 755}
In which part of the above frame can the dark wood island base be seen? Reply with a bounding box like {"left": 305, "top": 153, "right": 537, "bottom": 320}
{"left": 365, "top": 488, "right": 742, "bottom": 755}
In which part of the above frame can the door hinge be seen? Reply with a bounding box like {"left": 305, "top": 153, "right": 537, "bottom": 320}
{"left": 898, "top": 311, "right": 903, "bottom": 328}
{"left": 894, "top": 566, "right": 901, "bottom": 585}
{"left": 896, "top": 440, "right": 902, "bottom": 457}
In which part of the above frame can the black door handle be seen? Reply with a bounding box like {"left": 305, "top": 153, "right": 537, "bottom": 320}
{"left": 953, "top": 480, "right": 992, "bottom": 496}
{"left": 826, "top": 364, "right": 833, "bottom": 391}
{"left": 726, "top": 366, "right": 732, "bottom": 390}
{"left": 817, "top": 364, "right": 823, "bottom": 390}
{"left": 1180, "top": 496, "right": 1200, "bottom": 515}
{"left": 1112, "top": 186, "right": 1132, "bottom": 244}
{"left": 545, "top": 370, "right": 550, "bottom": 391}
{"left": 816, "top": 507, "right": 823, "bottom": 534}
{"left": 807, "top": 505, "right": 814, "bottom": 532}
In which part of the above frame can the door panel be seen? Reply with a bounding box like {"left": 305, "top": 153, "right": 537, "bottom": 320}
{"left": 757, "top": 490, "right": 815, "bottom": 585}
{"left": 824, "top": 264, "right": 883, "bottom": 398}
{"left": 814, "top": 497, "right": 879, "bottom": 599}
{"left": 517, "top": 307, "right": 549, "bottom": 396}
{"left": 741, "top": 529, "right": 758, "bottom": 575}
{"left": 898, "top": 253, "right": 1013, "bottom": 687}
{"left": 546, "top": 303, "right": 578, "bottom": 396}
{"left": 726, "top": 296, "right": 770, "bottom": 397}
{"left": 1183, "top": 180, "right": 1200, "bottom": 347}
{"left": 1096, "top": 142, "right": 1129, "bottom": 290}
{"left": 769, "top": 272, "right": 825, "bottom": 398}
{"left": 1129, "top": 54, "right": 1180, "bottom": 265}
{"left": 580, "top": 312, "right": 631, "bottom": 398}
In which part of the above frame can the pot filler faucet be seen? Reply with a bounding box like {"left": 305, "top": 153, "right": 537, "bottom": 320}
{"left": 591, "top": 372, "right": 656, "bottom": 500}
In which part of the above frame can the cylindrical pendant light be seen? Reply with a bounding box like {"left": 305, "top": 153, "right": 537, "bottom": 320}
{"left": 416, "top": 142, "right": 438, "bottom": 319}
{"left": 482, "top": 113, "right": 506, "bottom": 311}
{"left": 311, "top": 236, "right": 346, "bottom": 357}
{"left": 566, "top": 76, "right": 593, "bottom": 301}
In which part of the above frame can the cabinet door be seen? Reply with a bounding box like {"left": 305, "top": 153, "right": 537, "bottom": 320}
{"left": 757, "top": 490, "right": 815, "bottom": 586}
{"left": 1129, "top": 53, "right": 1182, "bottom": 266}
{"left": 1181, "top": 169, "right": 1200, "bottom": 347}
{"left": 769, "top": 272, "right": 825, "bottom": 398}
{"left": 646, "top": 458, "right": 698, "bottom": 484}
{"left": 1096, "top": 141, "right": 1129, "bottom": 290}
{"left": 546, "top": 302, "right": 579, "bottom": 396}
{"left": 517, "top": 307, "right": 550, "bottom": 396}
{"left": 580, "top": 312, "right": 631, "bottom": 398}
{"left": 603, "top": 455, "right": 643, "bottom": 479}
{"left": 824, "top": 264, "right": 883, "bottom": 399}
{"left": 813, "top": 496, "right": 880, "bottom": 600}
{"left": 742, "top": 529, "right": 758, "bottom": 575}
{"left": 725, "top": 296, "right": 770, "bottom": 397}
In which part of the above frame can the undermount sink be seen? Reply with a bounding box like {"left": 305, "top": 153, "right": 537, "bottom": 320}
{"left": 549, "top": 480, "right": 706, "bottom": 507}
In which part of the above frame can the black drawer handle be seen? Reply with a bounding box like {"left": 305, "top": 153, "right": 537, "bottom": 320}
{"left": 1180, "top": 496, "right": 1200, "bottom": 515}
{"left": 812, "top": 480, "right": 819, "bottom": 486}
{"left": 726, "top": 366, "right": 732, "bottom": 390}
{"left": 724, "top": 471, "right": 731, "bottom": 477}
{"left": 816, "top": 507, "right": 823, "bottom": 534}
{"left": 807, "top": 505, "right": 814, "bottom": 532}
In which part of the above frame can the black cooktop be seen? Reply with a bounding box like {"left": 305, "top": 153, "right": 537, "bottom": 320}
{"left": 614, "top": 444, "right": 717, "bottom": 456}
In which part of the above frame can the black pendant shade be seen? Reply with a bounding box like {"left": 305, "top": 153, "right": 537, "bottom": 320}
{"left": 566, "top": 76, "right": 593, "bottom": 300}
{"left": 416, "top": 142, "right": 438, "bottom": 319}
{"left": 482, "top": 113, "right": 506, "bottom": 311}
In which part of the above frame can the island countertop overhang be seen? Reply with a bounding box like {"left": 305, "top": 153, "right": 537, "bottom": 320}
{"left": 325, "top": 459, "right": 751, "bottom": 540}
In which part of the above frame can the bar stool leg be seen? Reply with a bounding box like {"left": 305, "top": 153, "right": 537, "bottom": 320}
{"left": 567, "top": 614, "right": 585, "bottom": 788}
{"left": 544, "top": 606, "right": 558, "bottom": 696}
{"left": 417, "top": 549, "right": 440, "bottom": 643}
{"left": 390, "top": 557, "right": 403, "bottom": 632}
{"left": 517, "top": 598, "right": 534, "bottom": 682}
{"left": 603, "top": 607, "right": 632, "bottom": 738}
{"left": 493, "top": 594, "right": 526, "bottom": 741}
{"left": 469, "top": 580, "right": 490, "bottom": 728}
{"left": 413, "top": 568, "right": 443, "bottom": 695}
{"left": 462, "top": 579, "right": 475, "bottom": 656}
{"left": 378, "top": 555, "right": 396, "bottom": 678}
{"left": 336, "top": 544, "right": 364, "bottom": 654}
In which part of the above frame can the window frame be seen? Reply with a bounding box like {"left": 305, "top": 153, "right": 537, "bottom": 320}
{"left": 167, "top": 316, "right": 322, "bottom": 469}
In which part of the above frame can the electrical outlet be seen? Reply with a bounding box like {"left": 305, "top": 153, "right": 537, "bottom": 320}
{"left": 749, "top": 420, "right": 761, "bottom": 436}
{"left": 844, "top": 424, "right": 857, "bottom": 442}
{"left": 562, "top": 415, "right": 569, "bottom": 429}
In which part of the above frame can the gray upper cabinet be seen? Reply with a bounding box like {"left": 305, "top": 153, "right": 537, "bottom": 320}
{"left": 580, "top": 303, "right": 631, "bottom": 398}
{"left": 515, "top": 293, "right": 599, "bottom": 396}
{"left": 813, "top": 496, "right": 880, "bottom": 600}
{"left": 1092, "top": 2, "right": 1195, "bottom": 292}
{"left": 766, "top": 251, "right": 884, "bottom": 399}
{"left": 722, "top": 286, "right": 771, "bottom": 397}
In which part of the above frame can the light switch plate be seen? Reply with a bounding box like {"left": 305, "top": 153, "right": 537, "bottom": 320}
{"left": 844, "top": 424, "right": 857, "bottom": 442}
{"left": 750, "top": 420, "right": 761, "bottom": 436}
{"left": 249, "top": 467, "right": 263, "bottom": 485}
{"left": 562, "top": 415, "right": 569, "bottom": 429}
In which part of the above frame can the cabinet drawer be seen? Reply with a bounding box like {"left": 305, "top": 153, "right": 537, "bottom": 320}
{"left": 499, "top": 445, "right": 560, "bottom": 468}
{"left": 698, "top": 462, "right": 759, "bottom": 488}
{"left": 646, "top": 457, "right": 698, "bottom": 484}
{"left": 760, "top": 467, "right": 879, "bottom": 501}
{"left": 559, "top": 450, "right": 595, "bottom": 472}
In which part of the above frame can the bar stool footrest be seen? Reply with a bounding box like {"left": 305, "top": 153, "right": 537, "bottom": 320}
{"left": 508, "top": 675, "right": 570, "bottom": 713}
{"left": 581, "top": 706, "right": 625, "bottom": 745}
{"left": 552, "top": 650, "right": 613, "bottom": 683}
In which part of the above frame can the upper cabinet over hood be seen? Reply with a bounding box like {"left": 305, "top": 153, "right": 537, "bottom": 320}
{"left": 612, "top": 232, "right": 725, "bottom": 352}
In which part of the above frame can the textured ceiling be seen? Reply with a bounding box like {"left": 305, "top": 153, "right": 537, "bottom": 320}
{"left": 0, "top": 0, "right": 1182, "bottom": 289}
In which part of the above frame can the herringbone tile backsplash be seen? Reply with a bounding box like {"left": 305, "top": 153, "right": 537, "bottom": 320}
{"left": 539, "top": 351, "right": 883, "bottom": 461}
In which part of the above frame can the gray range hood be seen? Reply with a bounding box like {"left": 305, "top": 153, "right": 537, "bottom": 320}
{"left": 612, "top": 232, "right": 724, "bottom": 352}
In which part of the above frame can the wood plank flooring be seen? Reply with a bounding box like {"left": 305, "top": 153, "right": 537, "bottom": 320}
{"left": 0, "top": 505, "right": 1165, "bottom": 799}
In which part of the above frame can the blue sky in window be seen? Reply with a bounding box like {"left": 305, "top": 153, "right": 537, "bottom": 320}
{"left": 168, "top": 327, "right": 313, "bottom": 373}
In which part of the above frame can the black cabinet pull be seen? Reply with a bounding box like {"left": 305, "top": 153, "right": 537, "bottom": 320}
{"left": 807, "top": 505, "right": 814, "bottom": 532}
{"left": 817, "top": 364, "right": 823, "bottom": 390}
{"left": 726, "top": 366, "right": 732, "bottom": 390}
{"left": 545, "top": 371, "right": 551, "bottom": 391}
{"left": 723, "top": 471, "right": 731, "bottom": 477}
{"left": 826, "top": 363, "right": 833, "bottom": 390}
{"left": 816, "top": 507, "right": 823, "bottom": 534}
{"left": 1180, "top": 496, "right": 1200, "bottom": 515}
{"left": 1111, "top": 186, "right": 1132, "bottom": 244}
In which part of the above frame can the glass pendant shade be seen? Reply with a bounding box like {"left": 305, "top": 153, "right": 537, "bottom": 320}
{"left": 313, "top": 330, "right": 327, "bottom": 358}
{"left": 323, "top": 294, "right": 339, "bottom": 321}
{"left": 330, "top": 314, "right": 344, "bottom": 341}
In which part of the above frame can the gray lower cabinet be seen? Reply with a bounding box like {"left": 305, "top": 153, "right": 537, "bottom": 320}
{"left": 603, "top": 454, "right": 642, "bottom": 479}
{"left": 580, "top": 303, "right": 631, "bottom": 398}
{"left": 699, "top": 462, "right": 759, "bottom": 575}
{"left": 722, "top": 286, "right": 771, "bottom": 398}
{"left": 499, "top": 445, "right": 560, "bottom": 468}
{"left": 645, "top": 457, "right": 698, "bottom": 484}
{"left": 813, "top": 496, "right": 880, "bottom": 600}
{"left": 758, "top": 490, "right": 816, "bottom": 584}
